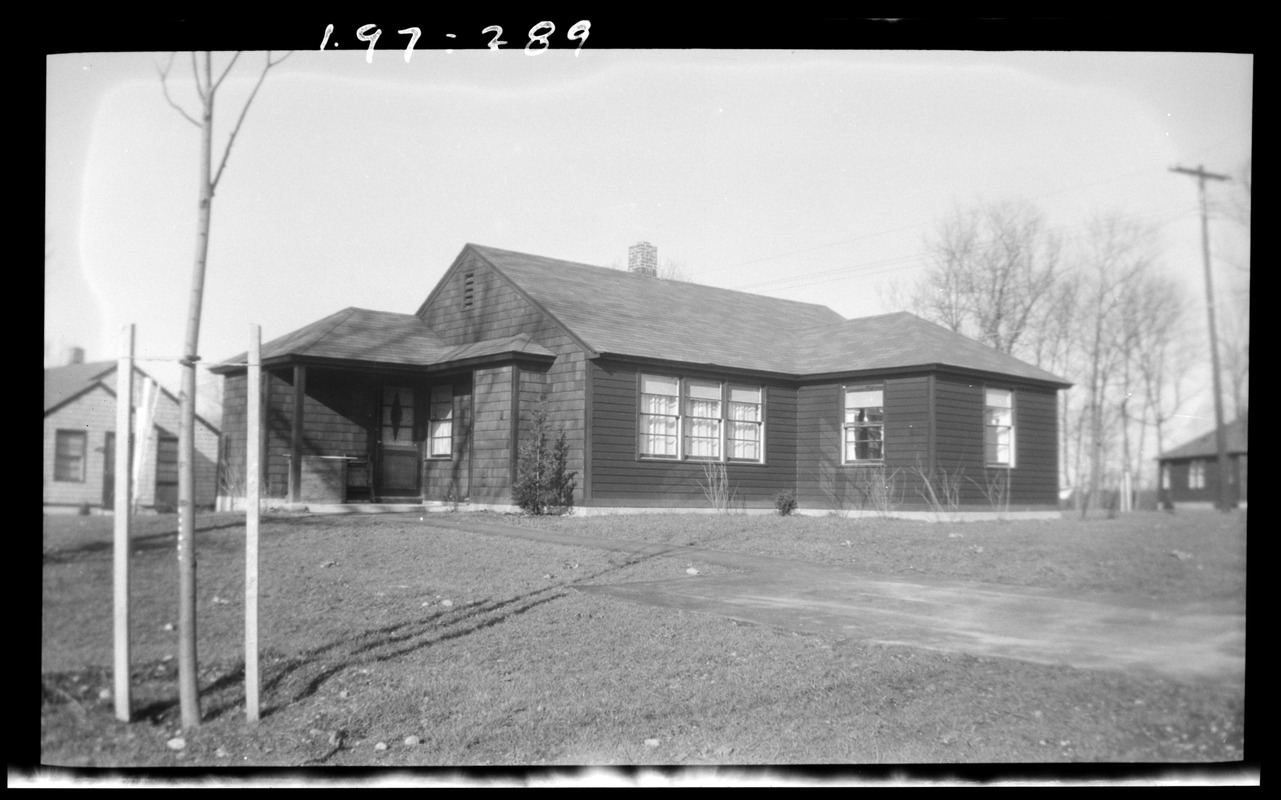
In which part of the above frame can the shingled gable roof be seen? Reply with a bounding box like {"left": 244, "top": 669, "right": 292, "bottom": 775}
{"left": 211, "top": 306, "right": 555, "bottom": 373}
{"left": 1158, "top": 417, "right": 1248, "bottom": 460}
{"left": 44, "top": 361, "right": 221, "bottom": 432}
{"left": 466, "top": 244, "right": 845, "bottom": 374}
{"left": 794, "top": 312, "right": 1072, "bottom": 386}
{"left": 467, "top": 245, "right": 1070, "bottom": 385}
{"left": 44, "top": 360, "right": 116, "bottom": 413}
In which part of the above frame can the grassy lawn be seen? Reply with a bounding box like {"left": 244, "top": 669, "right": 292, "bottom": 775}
{"left": 39, "top": 509, "right": 1248, "bottom": 776}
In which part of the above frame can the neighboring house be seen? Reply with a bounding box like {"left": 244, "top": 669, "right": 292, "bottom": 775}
{"left": 44, "top": 360, "right": 221, "bottom": 513}
{"left": 211, "top": 243, "right": 1071, "bottom": 517}
{"left": 1156, "top": 417, "right": 1248, "bottom": 509}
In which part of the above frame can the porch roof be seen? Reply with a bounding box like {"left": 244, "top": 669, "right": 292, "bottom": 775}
{"left": 210, "top": 307, "right": 555, "bottom": 373}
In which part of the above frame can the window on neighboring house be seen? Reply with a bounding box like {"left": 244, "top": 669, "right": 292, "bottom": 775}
{"left": 1188, "top": 459, "right": 1206, "bottom": 490}
{"left": 984, "top": 388, "right": 1015, "bottom": 467}
{"left": 639, "top": 375, "right": 764, "bottom": 462}
{"left": 428, "top": 384, "right": 453, "bottom": 458}
{"left": 843, "top": 384, "right": 884, "bottom": 462}
{"left": 54, "top": 430, "right": 87, "bottom": 482}
{"left": 1161, "top": 464, "right": 1171, "bottom": 491}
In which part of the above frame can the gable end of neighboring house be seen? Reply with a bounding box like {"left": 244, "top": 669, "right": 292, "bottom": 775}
{"left": 43, "top": 364, "right": 221, "bottom": 513}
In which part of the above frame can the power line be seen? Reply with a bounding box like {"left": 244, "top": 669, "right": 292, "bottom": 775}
{"left": 692, "top": 161, "right": 1192, "bottom": 281}
{"left": 724, "top": 204, "right": 1194, "bottom": 295}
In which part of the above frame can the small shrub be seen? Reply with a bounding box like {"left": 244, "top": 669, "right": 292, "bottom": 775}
{"left": 77, "top": 502, "right": 92, "bottom": 516}
{"left": 699, "top": 461, "right": 737, "bottom": 514}
{"left": 773, "top": 489, "right": 798, "bottom": 516}
{"left": 513, "top": 407, "right": 577, "bottom": 515}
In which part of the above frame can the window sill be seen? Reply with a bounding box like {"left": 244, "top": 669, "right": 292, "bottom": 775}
{"left": 637, "top": 456, "right": 766, "bottom": 466}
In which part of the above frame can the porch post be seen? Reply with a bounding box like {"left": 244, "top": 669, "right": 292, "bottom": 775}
{"left": 289, "top": 364, "right": 306, "bottom": 503}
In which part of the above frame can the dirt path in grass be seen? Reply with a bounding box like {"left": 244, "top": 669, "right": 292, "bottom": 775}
{"left": 423, "top": 516, "right": 1246, "bottom": 686}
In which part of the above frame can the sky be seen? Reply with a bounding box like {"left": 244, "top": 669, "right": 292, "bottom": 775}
{"left": 45, "top": 33, "right": 1252, "bottom": 441}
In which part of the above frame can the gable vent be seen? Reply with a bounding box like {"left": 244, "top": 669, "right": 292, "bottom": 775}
{"left": 463, "top": 272, "right": 475, "bottom": 309}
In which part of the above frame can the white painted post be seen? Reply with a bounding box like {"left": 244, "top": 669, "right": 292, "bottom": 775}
{"left": 113, "top": 324, "right": 135, "bottom": 722}
{"left": 245, "top": 324, "right": 262, "bottom": 723}
{"left": 131, "top": 378, "right": 159, "bottom": 515}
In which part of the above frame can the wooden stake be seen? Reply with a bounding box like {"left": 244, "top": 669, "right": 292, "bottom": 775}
{"left": 245, "top": 324, "right": 262, "bottom": 723}
{"left": 113, "top": 324, "right": 135, "bottom": 722}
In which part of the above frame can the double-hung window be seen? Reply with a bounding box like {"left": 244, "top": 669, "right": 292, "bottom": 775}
{"left": 639, "top": 375, "right": 681, "bottom": 458}
{"left": 639, "top": 375, "right": 763, "bottom": 462}
{"left": 843, "top": 385, "right": 884, "bottom": 462}
{"left": 1188, "top": 459, "right": 1206, "bottom": 490}
{"left": 428, "top": 384, "right": 453, "bottom": 458}
{"left": 54, "top": 429, "right": 87, "bottom": 482}
{"left": 726, "top": 385, "right": 763, "bottom": 462}
{"left": 984, "top": 388, "right": 1015, "bottom": 467}
{"left": 684, "top": 380, "right": 722, "bottom": 459}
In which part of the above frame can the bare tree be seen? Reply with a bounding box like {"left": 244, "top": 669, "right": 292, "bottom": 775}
{"left": 658, "top": 256, "right": 690, "bottom": 282}
{"left": 1115, "top": 269, "right": 1189, "bottom": 501}
{"left": 909, "top": 200, "right": 1063, "bottom": 358}
{"left": 1074, "top": 213, "right": 1160, "bottom": 515}
{"left": 159, "top": 49, "right": 289, "bottom": 730}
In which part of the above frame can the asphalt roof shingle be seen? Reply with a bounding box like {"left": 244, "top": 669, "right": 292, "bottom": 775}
{"left": 44, "top": 361, "right": 116, "bottom": 413}
{"left": 1158, "top": 418, "right": 1248, "bottom": 460}
{"left": 209, "top": 244, "right": 1071, "bottom": 387}
{"left": 213, "top": 307, "right": 555, "bottom": 371}
{"left": 472, "top": 245, "right": 1070, "bottom": 385}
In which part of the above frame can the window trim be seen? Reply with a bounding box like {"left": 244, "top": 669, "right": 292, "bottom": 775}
{"left": 427, "top": 384, "right": 453, "bottom": 459}
{"left": 841, "top": 383, "right": 885, "bottom": 464}
{"left": 53, "top": 429, "right": 88, "bottom": 483}
{"left": 637, "top": 373, "right": 766, "bottom": 464}
{"left": 984, "top": 386, "right": 1016, "bottom": 468}
{"left": 1188, "top": 459, "right": 1206, "bottom": 490}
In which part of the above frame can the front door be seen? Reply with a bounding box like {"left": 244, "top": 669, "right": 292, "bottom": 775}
{"left": 378, "top": 385, "right": 421, "bottom": 499}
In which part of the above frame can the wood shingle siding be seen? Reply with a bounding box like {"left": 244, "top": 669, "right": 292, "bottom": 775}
{"left": 419, "top": 250, "right": 590, "bottom": 503}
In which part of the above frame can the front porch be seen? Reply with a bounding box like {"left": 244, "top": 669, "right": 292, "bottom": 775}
{"left": 210, "top": 307, "right": 557, "bottom": 512}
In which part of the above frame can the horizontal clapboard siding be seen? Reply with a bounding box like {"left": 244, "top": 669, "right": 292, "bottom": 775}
{"left": 796, "top": 375, "right": 933, "bottom": 512}
{"left": 1009, "top": 384, "right": 1059, "bottom": 507}
{"left": 588, "top": 360, "right": 797, "bottom": 508}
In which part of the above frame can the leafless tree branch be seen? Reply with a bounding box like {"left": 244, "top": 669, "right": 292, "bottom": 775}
{"left": 211, "top": 51, "right": 292, "bottom": 192}
{"left": 156, "top": 53, "right": 202, "bottom": 128}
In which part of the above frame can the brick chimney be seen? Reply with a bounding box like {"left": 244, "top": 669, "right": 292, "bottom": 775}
{"left": 65, "top": 346, "right": 85, "bottom": 366}
{"left": 628, "top": 241, "right": 658, "bottom": 277}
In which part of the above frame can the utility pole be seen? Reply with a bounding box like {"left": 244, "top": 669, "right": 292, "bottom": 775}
{"left": 1171, "top": 164, "right": 1233, "bottom": 512}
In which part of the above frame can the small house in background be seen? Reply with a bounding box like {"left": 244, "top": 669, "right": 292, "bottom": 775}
{"left": 43, "top": 356, "right": 221, "bottom": 513}
{"left": 1156, "top": 416, "right": 1248, "bottom": 509}
{"left": 212, "top": 243, "right": 1071, "bottom": 518}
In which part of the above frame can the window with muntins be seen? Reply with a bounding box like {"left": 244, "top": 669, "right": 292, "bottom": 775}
{"left": 1188, "top": 459, "right": 1206, "bottom": 490}
{"left": 428, "top": 384, "right": 453, "bottom": 458}
{"left": 843, "top": 385, "right": 884, "bottom": 462}
{"left": 984, "top": 388, "right": 1015, "bottom": 467}
{"left": 639, "top": 375, "right": 763, "bottom": 462}
{"left": 54, "top": 429, "right": 87, "bottom": 482}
